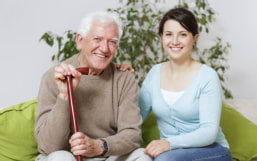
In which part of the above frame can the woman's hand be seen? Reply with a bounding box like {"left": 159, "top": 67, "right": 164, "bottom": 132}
{"left": 116, "top": 64, "right": 135, "bottom": 73}
{"left": 54, "top": 63, "right": 81, "bottom": 100}
{"left": 144, "top": 139, "right": 170, "bottom": 158}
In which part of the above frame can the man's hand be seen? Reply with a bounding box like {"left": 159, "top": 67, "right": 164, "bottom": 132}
{"left": 144, "top": 139, "right": 170, "bottom": 158}
{"left": 54, "top": 63, "right": 81, "bottom": 100}
{"left": 116, "top": 64, "right": 135, "bottom": 73}
{"left": 69, "top": 132, "right": 103, "bottom": 157}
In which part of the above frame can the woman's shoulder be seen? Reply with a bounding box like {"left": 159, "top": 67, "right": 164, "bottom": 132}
{"left": 142, "top": 63, "right": 162, "bottom": 86}
{"left": 200, "top": 64, "right": 218, "bottom": 76}
{"left": 198, "top": 64, "right": 220, "bottom": 83}
{"left": 147, "top": 63, "right": 162, "bottom": 75}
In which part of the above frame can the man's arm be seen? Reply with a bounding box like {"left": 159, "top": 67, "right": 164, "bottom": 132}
{"left": 103, "top": 71, "right": 143, "bottom": 156}
{"left": 35, "top": 63, "right": 81, "bottom": 154}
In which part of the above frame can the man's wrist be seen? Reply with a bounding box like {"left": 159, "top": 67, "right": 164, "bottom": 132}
{"left": 99, "top": 139, "right": 108, "bottom": 156}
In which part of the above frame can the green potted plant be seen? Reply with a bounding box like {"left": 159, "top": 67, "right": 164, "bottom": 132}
{"left": 40, "top": 0, "right": 232, "bottom": 98}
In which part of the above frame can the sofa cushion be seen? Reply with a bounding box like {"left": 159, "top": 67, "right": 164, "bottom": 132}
{"left": 141, "top": 112, "right": 160, "bottom": 147}
{"left": 225, "top": 99, "right": 257, "bottom": 125}
{"left": 1, "top": 100, "right": 257, "bottom": 161}
{"left": 221, "top": 103, "right": 257, "bottom": 161}
{"left": 0, "top": 99, "right": 39, "bottom": 161}
{"left": 142, "top": 104, "right": 257, "bottom": 161}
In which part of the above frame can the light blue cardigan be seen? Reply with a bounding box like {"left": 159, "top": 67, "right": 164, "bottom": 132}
{"left": 139, "top": 64, "right": 229, "bottom": 149}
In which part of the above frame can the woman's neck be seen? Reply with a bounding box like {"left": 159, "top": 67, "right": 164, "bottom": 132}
{"left": 168, "top": 57, "right": 194, "bottom": 74}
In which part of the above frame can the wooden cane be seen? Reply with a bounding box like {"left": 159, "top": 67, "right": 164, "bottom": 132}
{"left": 66, "top": 67, "right": 89, "bottom": 161}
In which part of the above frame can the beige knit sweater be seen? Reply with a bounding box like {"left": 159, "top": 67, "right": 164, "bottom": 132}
{"left": 35, "top": 55, "right": 143, "bottom": 157}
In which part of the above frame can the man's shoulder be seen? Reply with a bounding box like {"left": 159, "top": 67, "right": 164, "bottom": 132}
{"left": 42, "top": 55, "right": 78, "bottom": 79}
{"left": 42, "top": 64, "right": 55, "bottom": 77}
{"left": 110, "top": 63, "right": 136, "bottom": 84}
{"left": 63, "top": 55, "right": 78, "bottom": 65}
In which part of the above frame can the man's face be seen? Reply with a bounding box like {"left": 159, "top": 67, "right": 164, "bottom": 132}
{"left": 76, "top": 22, "right": 119, "bottom": 71}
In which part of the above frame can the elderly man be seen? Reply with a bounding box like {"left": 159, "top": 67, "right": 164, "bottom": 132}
{"left": 35, "top": 11, "right": 152, "bottom": 161}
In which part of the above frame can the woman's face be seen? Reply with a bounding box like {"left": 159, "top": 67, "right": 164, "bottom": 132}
{"left": 161, "top": 19, "right": 198, "bottom": 61}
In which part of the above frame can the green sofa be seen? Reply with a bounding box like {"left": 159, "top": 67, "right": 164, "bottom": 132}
{"left": 1, "top": 99, "right": 257, "bottom": 161}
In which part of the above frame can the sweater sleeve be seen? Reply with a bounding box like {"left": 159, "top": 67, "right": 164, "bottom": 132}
{"left": 165, "top": 70, "right": 222, "bottom": 149}
{"left": 104, "top": 72, "right": 143, "bottom": 156}
{"left": 35, "top": 68, "right": 71, "bottom": 154}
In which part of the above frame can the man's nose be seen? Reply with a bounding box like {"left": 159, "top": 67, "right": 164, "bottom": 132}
{"left": 99, "top": 40, "right": 109, "bottom": 53}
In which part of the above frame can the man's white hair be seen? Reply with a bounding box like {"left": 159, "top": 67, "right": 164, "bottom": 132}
{"left": 77, "top": 11, "right": 123, "bottom": 40}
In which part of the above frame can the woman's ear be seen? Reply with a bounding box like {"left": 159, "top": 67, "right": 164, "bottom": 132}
{"left": 194, "top": 34, "right": 199, "bottom": 42}
{"left": 75, "top": 34, "right": 83, "bottom": 51}
{"left": 160, "top": 34, "right": 163, "bottom": 40}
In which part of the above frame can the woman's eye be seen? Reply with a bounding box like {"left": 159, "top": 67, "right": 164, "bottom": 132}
{"left": 181, "top": 33, "right": 187, "bottom": 37}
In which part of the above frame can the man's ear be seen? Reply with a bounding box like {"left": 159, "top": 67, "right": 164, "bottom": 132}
{"left": 76, "top": 34, "right": 84, "bottom": 51}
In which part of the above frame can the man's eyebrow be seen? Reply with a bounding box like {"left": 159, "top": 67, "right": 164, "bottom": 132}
{"left": 110, "top": 38, "right": 118, "bottom": 41}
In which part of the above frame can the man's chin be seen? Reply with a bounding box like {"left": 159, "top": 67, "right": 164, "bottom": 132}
{"left": 91, "top": 64, "right": 109, "bottom": 72}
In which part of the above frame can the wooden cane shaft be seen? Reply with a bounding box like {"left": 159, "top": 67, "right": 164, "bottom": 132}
{"left": 66, "top": 76, "right": 82, "bottom": 161}
{"left": 66, "top": 67, "right": 89, "bottom": 161}
{"left": 66, "top": 76, "right": 79, "bottom": 134}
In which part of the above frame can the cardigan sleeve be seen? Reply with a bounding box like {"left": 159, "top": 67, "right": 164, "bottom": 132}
{"left": 138, "top": 66, "right": 156, "bottom": 120}
{"left": 165, "top": 69, "right": 222, "bottom": 149}
{"left": 139, "top": 83, "right": 152, "bottom": 120}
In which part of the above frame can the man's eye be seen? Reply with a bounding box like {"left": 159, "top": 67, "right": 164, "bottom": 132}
{"left": 109, "top": 40, "right": 117, "bottom": 45}
{"left": 94, "top": 37, "right": 101, "bottom": 41}
{"left": 165, "top": 33, "right": 172, "bottom": 36}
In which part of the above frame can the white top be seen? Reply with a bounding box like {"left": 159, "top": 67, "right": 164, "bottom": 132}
{"left": 161, "top": 89, "right": 184, "bottom": 106}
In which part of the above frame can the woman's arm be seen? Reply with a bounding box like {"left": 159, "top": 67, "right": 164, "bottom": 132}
{"left": 139, "top": 84, "right": 153, "bottom": 120}
{"left": 166, "top": 70, "right": 222, "bottom": 149}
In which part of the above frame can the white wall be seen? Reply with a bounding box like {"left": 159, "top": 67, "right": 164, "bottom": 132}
{"left": 209, "top": 0, "right": 257, "bottom": 100}
{"left": 0, "top": 0, "right": 256, "bottom": 108}
{"left": 0, "top": 0, "right": 118, "bottom": 108}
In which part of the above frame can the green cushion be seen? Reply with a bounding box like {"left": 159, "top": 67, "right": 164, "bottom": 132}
{"left": 221, "top": 104, "right": 257, "bottom": 161}
{"left": 142, "top": 112, "right": 159, "bottom": 147}
{"left": 0, "top": 99, "right": 39, "bottom": 161}
{"left": 1, "top": 99, "right": 257, "bottom": 161}
{"left": 142, "top": 104, "right": 257, "bottom": 161}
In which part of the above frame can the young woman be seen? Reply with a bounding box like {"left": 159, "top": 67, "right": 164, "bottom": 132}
{"left": 139, "top": 8, "right": 232, "bottom": 161}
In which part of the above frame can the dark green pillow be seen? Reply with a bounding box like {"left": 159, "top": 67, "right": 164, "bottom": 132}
{"left": 142, "top": 104, "right": 257, "bottom": 161}
{"left": 0, "top": 99, "right": 39, "bottom": 161}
